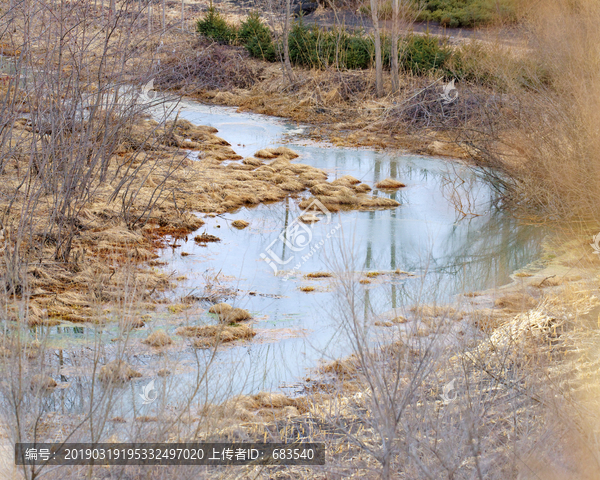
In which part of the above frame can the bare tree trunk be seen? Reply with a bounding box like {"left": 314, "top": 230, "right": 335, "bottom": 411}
{"left": 370, "top": 0, "right": 383, "bottom": 97}
{"left": 181, "top": 0, "right": 184, "bottom": 30}
{"left": 148, "top": 0, "right": 152, "bottom": 35}
{"left": 283, "top": 0, "right": 296, "bottom": 84}
{"left": 391, "top": 0, "right": 400, "bottom": 94}
{"left": 162, "top": 0, "right": 166, "bottom": 30}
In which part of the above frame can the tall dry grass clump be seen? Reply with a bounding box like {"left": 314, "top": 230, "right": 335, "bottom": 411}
{"left": 499, "top": 0, "right": 600, "bottom": 221}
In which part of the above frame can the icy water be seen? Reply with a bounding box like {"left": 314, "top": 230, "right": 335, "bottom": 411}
{"left": 43, "top": 100, "right": 545, "bottom": 418}
{"left": 154, "top": 101, "right": 543, "bottom": 389}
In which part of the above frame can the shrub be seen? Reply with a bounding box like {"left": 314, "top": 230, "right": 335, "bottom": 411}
{"left": 198, "top": 11, "right": 452, "bottom": 77}
{"left": 288, "top": 20, "right": 332, "bottom": 68}
{"left": 343, "top": 35, "right": 374, "bottom": 70}
{"left": 417, "top": 0, "right": 517, "bottom": 28}
{"left": 238, "top": 12, "right": 277, "bottom": 61}
{"left": 196, "top": 7, "right": 237, "bottom": 44}
{"left": 288, "top": 20, "right": 373, "bottom": 70}
{"left": 401, "top": 34, "right": 451, "bottom": 75}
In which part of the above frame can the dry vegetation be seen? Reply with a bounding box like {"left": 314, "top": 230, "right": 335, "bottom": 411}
{"left": 176, "top": 323, "right": 257, "bottom": 347}
{"left": 161, "top": 0, "right": 600, "bottom": 223}
{"left": 2, "top": 0, "right": 600, "bottom": 479}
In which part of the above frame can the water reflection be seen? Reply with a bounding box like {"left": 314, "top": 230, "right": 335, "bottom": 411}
{"left": 37, "top": 102, "right": 545, "bottom": 413}
{"left": 157, "top": 149, "right": 544, "bottom": 394}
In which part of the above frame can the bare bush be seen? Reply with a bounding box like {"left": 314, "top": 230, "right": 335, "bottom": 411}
{"left": 155, "top": 40, "right": 265, "bottom": 93}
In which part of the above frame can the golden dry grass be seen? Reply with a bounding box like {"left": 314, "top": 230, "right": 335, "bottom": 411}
{"left": 176, "top": 324, "right": 256, "bottom": 347}
{"left": 218, "top": 307, "right": 252, "bottom": 323}
{"left": 471, "top": 309, "right": 510, "bottom": 334}
{"left": 242, "top": 157, "right": 263, "bottom": 167}
{"left": 331, "top": 175, "right": 361, "bottom": 186}
{"left": 366, "top": 271, "right": 381, "bottom": 278}
{"left": 299, "top": 214, "right": 320, "bottom": 223}
{"left": 231, "top": 219, "right": 249, "bottom": 229}
{"left": 208, "top": 302, "right": 233, "bottom": 314}
{"left": 375, "top": 178, "right": 406, "bottom": 189}
{"left": 194, "top": 233, "right": 221, "bottom": 243}
{"left": 254, "top": 146, "right": 299, "bottom": 160}
{"left": 305, "top": 272, "right": 333, "bottom": 278}
{"left": 319, "top": 357, "right": 359, "bottom": 378}
{"left": 142, "top": 330, "right": 173, "bottom": 347}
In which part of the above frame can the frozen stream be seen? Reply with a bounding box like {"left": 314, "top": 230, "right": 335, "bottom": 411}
{"left": 44, "top": 100, "right": 545, "bottom": 418}
{"left": 155, "top": 101, "right": 543, "bottom": 390}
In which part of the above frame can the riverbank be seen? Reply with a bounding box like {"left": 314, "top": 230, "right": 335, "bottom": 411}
{"left": 177, "top": 228, "right": 600, "bottom": 479}
{"left": 153, "top": 36, "right": 514, "bottom": 161}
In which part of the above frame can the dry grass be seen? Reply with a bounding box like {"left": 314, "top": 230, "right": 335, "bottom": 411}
{"left": 299, "top": 286, "right": 316, "bottom": 292}
{"left": 331, "top": 175, "right": 361, "bottom": 186}
{"left": 254, "top": 146, "right": 299, "bottom": 160}
{"left": 218, "top": 307, "right": 251, "bottom": 323}
{"left": 300, "top": 194, "right": 400, "bottom": 212}
{"left": 194, "top": 233, "right": 221, "bottom": 244}
{"left": 375, "top": 178, "right": 406, "bottom": 189}
{"left": 305, "top": 272, "right": 333, "bottom": 278}
{"left": 176, "top": 324, "right": 256, "bottom": 347}
{"left": 142, "top": 330, "right": 173, "bottom": 347}
{"left": 319, "top": 357, "right": 359, "bottom": 378}
{"left": 471, "top": 309, "right": 510, "bottom": 334}
{"left": 242, "top": 157, "right": 263, "bottom": 167}
{"left": 208, "top": 302, "right": 233, "bottom": 314}
{"left": 155, "top": 39, "right": 264, "bottom": 93}
{"left": 202, "top": 391, "right": 311, "bottom": 427}
{"left": 494, "top": 292, "right": 538, "bottom": 312}
{"left": 231, "top": 220, "right": 249, "bottom": 229}
{"left": 464, "top": 0, "right": 600, "bottom": 221}
{"left": 98, "top": 360, "right": 142, "bottom": 384}
{"left": 135, "top": 416, "right": 157, "bottom": 423}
